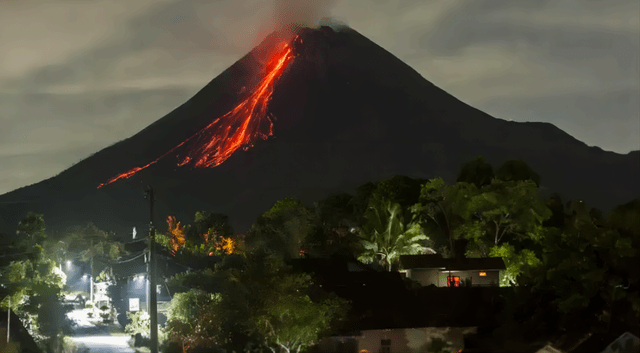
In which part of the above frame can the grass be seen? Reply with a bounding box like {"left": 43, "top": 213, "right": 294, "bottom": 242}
{"left": 105, "top": 325, "right": 128, "bottom": 337}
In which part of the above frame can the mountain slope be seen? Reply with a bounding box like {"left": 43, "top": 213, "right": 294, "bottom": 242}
{"left": 1, "top": 26, "right": 638, "bottom": 238}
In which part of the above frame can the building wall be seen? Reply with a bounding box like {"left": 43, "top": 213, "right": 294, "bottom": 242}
{"left": 357, "top": 327, "right": 477, "bottom": 353}
{"left": 314, "top": 336, "right": 359, "bottom": 352}
{"left": 437, "top": 270, "right": 500, "bottom": 287}
{"left": 408, "top": 269, "right": 441, "bottom": 286}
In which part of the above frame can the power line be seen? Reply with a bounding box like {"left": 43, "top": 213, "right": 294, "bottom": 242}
{"left": 123, "top": 238, "right": 148, "bottom": 245}
{"left": 110, "top": 251, "right": 148, "bottom": 264}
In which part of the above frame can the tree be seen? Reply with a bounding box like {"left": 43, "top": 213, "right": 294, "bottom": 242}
{"left": 456, "top": 156, "right": 495, "bottom": 188}
{"left": 608, "top": 198, "right": 640, "bottom": 239}
{"left": 248, "top": 198, "right": 319, "bottom": 258}
{"left": 495, "top": 159, "right": 541, "bottom": 187}
{"left": 166, "top": 215, "right": 188, "bottom": 253}
{"left": 370, "top": 175, "right": 424, "bottom": 209}
{"left": 191, "top": 211, "right": 234, "bottom": 238}
{"left": 188, "top": 211, "right": 234, "bottom": 250}
{"left": 165, "top": 289, "right": 223, "bottom": 353}
{"left": 212, "top": 252, "right": 349, "bottom": 352}
{"left": 457, "top": 179, "right": 551, "bottom": 258}
{"left": 313, "top": 193, "right": 363, "bottom": 257}
{"left": 411, "top": 178, "right": 479, "bottom": 258}
{"left": 1, "top": 244, "right": 68, "bottom": 353}
{"left": 254, "top": 273, "right": 345, "bottom": 353}
{"left": 16, "top": 212, "right": 47, "bottom": 247}
{"left": 167, "top": 268, "right": 220, "bottom": 294}
{"left": 489, "top": 242, "right": 541, "bottom": 286}
{"left": 504, "top": 199, "right": 640, "bottom": 343}
{"left": 358, "top": 194, "right": 428, "bottom": 270}
{"left": 315, "top": 193, "right": 358, "bottom": 229}
{"left": 60, "top": 223, "right": 124, "bottom": 303}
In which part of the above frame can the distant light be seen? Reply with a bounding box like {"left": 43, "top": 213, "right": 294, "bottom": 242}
{"left": 66, "top": 260, "right": 72, "bottom": 268}
{"left": 479, "top": 271, "right": 487, "bottom": 277}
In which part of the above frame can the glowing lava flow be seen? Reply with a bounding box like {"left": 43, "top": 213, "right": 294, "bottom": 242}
{"left": 98, "top": 38, "right": 297, "bottom": 189}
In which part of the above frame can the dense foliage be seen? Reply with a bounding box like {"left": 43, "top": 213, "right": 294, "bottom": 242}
{"left": 164, "top": 252, "right": 348, "bottom": 353}
{"left": 3, "top": 156, "right": 637, "bottom": 352}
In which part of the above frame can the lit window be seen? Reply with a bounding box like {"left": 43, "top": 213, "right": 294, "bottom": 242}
{"left": 479, "top": 271, "right": 487, "bottom": 277}
{"left": 447, "top": 276, "right": 460, "bottom": 287}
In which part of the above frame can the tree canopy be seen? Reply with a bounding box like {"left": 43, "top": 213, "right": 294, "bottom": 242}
{"left": 456, "top": 155, "right": 495, "bottom": 188}
{"left": 358, "top": 194, "right": 428, "bottom": 270}
{"left": 248, "top": 198, "right": 319, "bottom": 258}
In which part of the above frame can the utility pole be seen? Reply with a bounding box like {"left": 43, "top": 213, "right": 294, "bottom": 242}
{"left": 90, "top": 239, "right": 94, "bottom": 304}
{"left": 6, "top": 296, "right": 10, "bottom": 344}
{"left": 144, "top": 186, "right": 158, "bottom": 353}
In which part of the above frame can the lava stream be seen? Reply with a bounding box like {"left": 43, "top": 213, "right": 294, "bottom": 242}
{"left": 98, "top": 38, "right": 297, "bottom": 189}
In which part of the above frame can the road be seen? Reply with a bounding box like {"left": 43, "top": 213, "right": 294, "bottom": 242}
{"left": 67, "top": 309, "right": 135, "bottom": 353}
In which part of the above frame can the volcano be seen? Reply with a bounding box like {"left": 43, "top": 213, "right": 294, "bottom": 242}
{"left": 1, "top": 26, "right": 638, "bottom": 238}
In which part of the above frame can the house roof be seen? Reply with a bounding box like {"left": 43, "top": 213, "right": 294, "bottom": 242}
{"left": 399, "top": 254, "right": 506, "bottom": 271}
{"left": 601, "top": 332, "right": 640, "bottom": 353}
{"left": 571, "top": 331, "right": 640, "bottom": 353}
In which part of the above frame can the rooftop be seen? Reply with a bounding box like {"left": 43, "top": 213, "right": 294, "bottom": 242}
{"left": 399, "top": 254, "right": 506, "bottom": 271}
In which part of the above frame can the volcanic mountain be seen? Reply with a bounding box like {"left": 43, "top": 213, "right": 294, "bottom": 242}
{"left": 1, "top": 26, "right": 638, "bottom": 238}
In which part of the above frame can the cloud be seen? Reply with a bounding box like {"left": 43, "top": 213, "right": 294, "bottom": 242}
{"left": 0, "top": 0, "right": 155, "bottom": 81}
{"left": 335, "top": 0, "right": 639, "bottom": 154}
{"left": 273, "top": 0, "right": 338, "bottom": 28}
{"left": 0, "top": 86, "right": 197, "bottom": 191}
{"left": 478, "top": 86, "right": 640, "bottom": 153}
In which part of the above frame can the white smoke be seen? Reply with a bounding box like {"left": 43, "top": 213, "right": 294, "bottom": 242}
{"left": 273, "top": 0, "right": 339, "bottom": 29}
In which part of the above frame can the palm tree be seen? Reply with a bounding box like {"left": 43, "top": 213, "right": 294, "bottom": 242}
{"left": 357, "top": 195, "right": 429, "bottom": 271}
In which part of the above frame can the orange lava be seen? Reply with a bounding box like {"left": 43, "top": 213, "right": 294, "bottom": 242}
{"left": 98, "top": 38, "right": 297, "bottom": 189}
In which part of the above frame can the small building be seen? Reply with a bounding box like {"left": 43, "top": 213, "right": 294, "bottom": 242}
{"left": 317, "top": 326, "right": 477, "bottom": 353}
{"left": 600, "top": 332, "right": 640, "bottom": 353}
{"left": 399, "top": 254, "right": 506, "bottom": 287}
{"left": 94, "top": 281, "right": 111, "bottom": 309}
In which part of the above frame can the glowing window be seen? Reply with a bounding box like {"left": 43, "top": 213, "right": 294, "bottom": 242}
{"left": 447, "top": 276, "right": 460, "bottom": 287}
{"left": 479, "top": 271, "right": 487, "bottom": 277}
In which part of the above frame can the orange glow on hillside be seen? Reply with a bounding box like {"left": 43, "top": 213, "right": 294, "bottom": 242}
{"left": 98, "top": 37, "right": 299, "bottom": 188}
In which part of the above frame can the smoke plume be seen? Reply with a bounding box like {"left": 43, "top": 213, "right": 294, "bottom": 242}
{"left": 273, "top": 0, "right": 338, "bottom": 29}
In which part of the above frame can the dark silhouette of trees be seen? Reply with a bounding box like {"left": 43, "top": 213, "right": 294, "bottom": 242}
{"left": 456, "top": 155, "right": 494, "bottom": 188}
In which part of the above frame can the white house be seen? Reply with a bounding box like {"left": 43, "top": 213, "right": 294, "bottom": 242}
{"left": 399, "top": 254, "right": 506, "bottom": 287}
{"left": 317, "top": 326, "right": 477, "bottom": 353}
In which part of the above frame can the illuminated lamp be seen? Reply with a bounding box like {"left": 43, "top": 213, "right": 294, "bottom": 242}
{"left": 479, "top": 271, "right": 487, "bottom": 277}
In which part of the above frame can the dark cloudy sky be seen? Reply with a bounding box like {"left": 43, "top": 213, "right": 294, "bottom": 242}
{"left": 1, "top": 0, "right": 638, "bottom": 195}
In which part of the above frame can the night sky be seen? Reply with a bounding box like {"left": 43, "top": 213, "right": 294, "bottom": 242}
{"left": 1, "top": 0, "right": 638, "bottom": 195}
